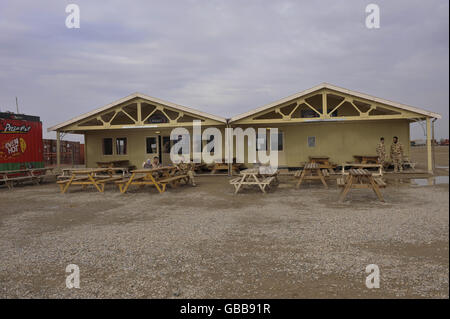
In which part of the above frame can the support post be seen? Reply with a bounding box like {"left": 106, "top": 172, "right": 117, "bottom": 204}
{"left": 426, "top": 117, "right": 433, "bottom": 174}
{"left": 137, "top": 101, "right": 142, "bottom": 124}
{"left": 56, "top": 130, "right": 61, "bottom": 169}
{"left": 322, "top": 91, "right": 327, "bottom": 116}
{"left": 227, "top": 124, "right": 232, "bottom": 176}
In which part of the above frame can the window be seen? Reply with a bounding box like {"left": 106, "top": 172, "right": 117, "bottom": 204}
{"left": 206, "top": 135, "right": 215, "bottom": 153}
{"left": 256, "top": 133, "right": 267, "bottom": 151}
{"left": 175, "top": 134, "right": 190, "bottom": 155}
{"left": 307, "top": 136, "right": 316, "bottom": 147}
{"left": 146, "top": 137, "right": 157, "bottom": 154}
{"left": 271, "top": 132, "right": 283, "bottom": 151}
{"left": 116, "top": 137, "right": 127, "bottom": 155}
{"left": 103, "top": 138, "right": 113, "bottom": 155}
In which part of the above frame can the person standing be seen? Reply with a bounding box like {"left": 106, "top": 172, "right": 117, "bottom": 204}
{"left": 376, "top": 137, "right": 386, "bottom": 167}
{"left": 390, "top": 136, "right": 404, "bottom": 172}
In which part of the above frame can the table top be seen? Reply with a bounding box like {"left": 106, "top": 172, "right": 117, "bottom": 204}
{"left": 348, "top": 168, "right": 372, "bottom": 176}
{"left": 353, "top": 155, "right": 378, "bottom": 158}
{"left": 71, "top": 168, "right": 112, "bottom": 174}
{"left": 304, "top": 163, "right": 320, "bottom": 169}
{"left": 309, "top": 156, "right": 330, "bottom": 159}
{"left": 0, "top": 168, "right": 49, "bottom": 174}
{"left": 343, "top": 163, "right": 382, "bottom": 168}
{"left": 97, "top": 160, "right": 130, "bottom": 164}
{"left": 132, "top": 166, "right": 176, "bottom": 174}
{"left": 240, "top": 168, "right": 259, "bottom": 174}
{"left": 241, "top": 167, "right": 278, "bottom": 175}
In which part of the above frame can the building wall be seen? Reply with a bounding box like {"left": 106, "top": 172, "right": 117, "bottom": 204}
{"left": 84, "top": 120, "right": 410, "bottom": 168}
{"left": 85, "top": 126, "right": 227, "bottom": 168}
{"left": 232, "top": 119, "right": 410, "bottom": 167}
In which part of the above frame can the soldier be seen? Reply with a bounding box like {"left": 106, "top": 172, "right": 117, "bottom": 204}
{"left": 390, "top": 136, "right": 404, "bottom": 172}
{"left": 176, "top": 160, "right": 197, "bottom": 186}
{"left": 376, "top": 137, "right": 386, "bottom": 167}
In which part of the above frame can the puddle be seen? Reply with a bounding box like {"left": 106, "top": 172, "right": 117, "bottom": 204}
{"left": 411, "top": 176, "right": 449, "bottom": 186}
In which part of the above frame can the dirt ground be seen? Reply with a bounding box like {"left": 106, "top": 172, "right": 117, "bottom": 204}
{"left": 0, "top": 147, "right": 448, "bottom": 299}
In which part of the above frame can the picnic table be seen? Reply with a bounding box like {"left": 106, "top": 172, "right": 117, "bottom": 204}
{"left": 295, "top": 163, "right": 328, "bottom": 189}
{"left": 57, "top": 168, "right": 123, "bottom": 193}
{"left": 1, "top": 168, "right": 52, "bottom": 189}
{"left": 341, "top": 163, "right": 383, "bottom": 176}
{"left": 210, "top": 161, "right": 242, "bottom": 174}
{"left": 115, "top": 166, "right": 189, "bottom": 194}
{"left": 309, "top": 156, "right": 331, "bottom": 166}
{"left": 230, "top": 167, "right": 278, "bottom": 194}
{"left": 337, "top": 169, "right": 386, "bottom": 202}
{"left": 59, "top": 167, "right": 129, "bottom": 179}
{"left": 353, "top": 155, "right": 379, "bottom": 164}
{"left": 96, "top": 160, "right": 130, "bottom": 168}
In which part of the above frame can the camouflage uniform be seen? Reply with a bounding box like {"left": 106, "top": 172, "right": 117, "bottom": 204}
{"left": 390, "top": 142, "right": 404, "bottom": 172}
{"left": 177, "top": 162, "right": 196, "bottom": 186}
{"left": 376, "top": 142, "right": 386, "bottom": 166}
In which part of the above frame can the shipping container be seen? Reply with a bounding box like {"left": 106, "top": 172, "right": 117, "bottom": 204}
{"left": 43, "top": 139, "right": 84, "bottom": 166}
{"left": 0, "top": 112, "right": 44, "bottom": 171}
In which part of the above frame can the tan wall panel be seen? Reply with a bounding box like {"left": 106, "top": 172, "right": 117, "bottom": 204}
{"left": 232, "top": 120, "right": 410, "bottom": 167}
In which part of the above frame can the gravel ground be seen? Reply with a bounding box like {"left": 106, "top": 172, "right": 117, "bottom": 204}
{"left": 0, "top": 171, "right": 448, "bottom": 298}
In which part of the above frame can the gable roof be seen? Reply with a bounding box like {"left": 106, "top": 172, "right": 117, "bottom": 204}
{"left": 229, "top": 83, "right": 441, "bottom": 122}
{"left": 48, "top": 92, "right": 227, "bottom": 132}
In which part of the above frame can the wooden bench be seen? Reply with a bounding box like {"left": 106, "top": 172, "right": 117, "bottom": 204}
{"left": 337, "top": 177, "right": 346, "bottom": 187}
{"left": 158, "top": 174, "right": 189, "bottom": 188}
{"left": 321, "top": 169, "right": 330, "bottom": 177}
{"left": 0, "top": 170, "right": 40, "bottom": 189}
{"left": 57, "top": 177, "right": 95, "bottom": 192}
{"left": 229, "top": 177, "right": 242, "bottom": 185}
{"left": 373, "top": 177, "right": 387, "bottom": 188}
{"left": 262, "top": 176, "right": 276, "bottom": 185}
{"left": 337, "top": 176, "right": 386, "bottom": 188}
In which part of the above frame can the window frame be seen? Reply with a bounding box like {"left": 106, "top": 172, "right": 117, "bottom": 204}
{"left": 115, "top": 137, "right": 127, "bottom": 155}
{"left": 270, "top": 131, "right": 284, "bottom": 151}
{"left": 145, "top": 136, "right": 158, "bottom": 154}
{"left": 256, "top": 132, "right": 268, "bottom": 151}
{"left": 307, "top": 136, "right": 316, "bottom": 148}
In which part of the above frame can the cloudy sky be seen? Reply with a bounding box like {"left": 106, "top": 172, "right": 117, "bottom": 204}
{"left": 0, "top": 0, "right": 448, "bottom": 140}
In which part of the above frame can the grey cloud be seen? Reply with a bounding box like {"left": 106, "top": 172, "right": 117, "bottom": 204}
{"left": 0, "top": 0, "right": 447, "bottom": 140}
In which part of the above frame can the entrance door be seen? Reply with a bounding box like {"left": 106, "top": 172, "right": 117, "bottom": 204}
{"left": 160, "top": 135, "right": 172, "bottom": 166}
{"left": 145, "top": 136, "right": 159, "bottom": 163}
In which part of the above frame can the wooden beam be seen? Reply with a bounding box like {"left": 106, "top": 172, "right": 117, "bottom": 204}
{"left": 303, "top": 100, "right": 322, "bottom": 116}
{"left": 56, "top": 130, "right": 61, "bottom": 169}
{"left": 327, "top": 99, "right": 346, "bottom": 116}
{"left": 137, "top": 101, "right": 142, "bottom": 124}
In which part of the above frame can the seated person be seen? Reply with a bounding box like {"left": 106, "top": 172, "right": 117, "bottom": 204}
{"left": 176, "top": 160, "right": 197, "bottom": 187}
{"left": 151, "top": 156, "right": 162, "bottom": 168}
{"left": 142, "top": 158, "right": 152, "bottom": 168}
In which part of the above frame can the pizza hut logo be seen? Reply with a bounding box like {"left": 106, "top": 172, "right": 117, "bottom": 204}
{"left": 0, "top": 120, "right": 31, "bottom": 133}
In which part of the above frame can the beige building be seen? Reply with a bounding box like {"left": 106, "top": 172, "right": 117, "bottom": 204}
{"left": 48, "top": 83, "right": 441, "bottom": 172}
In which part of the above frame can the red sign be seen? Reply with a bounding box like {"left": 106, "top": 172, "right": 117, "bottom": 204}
{"left": 0, "top": 118, "right": 43, "bottom": 165}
